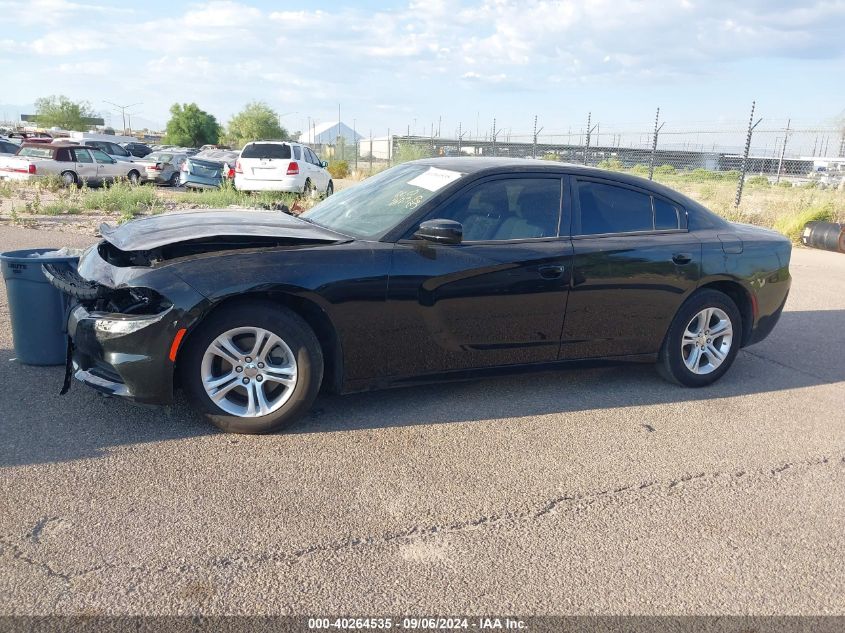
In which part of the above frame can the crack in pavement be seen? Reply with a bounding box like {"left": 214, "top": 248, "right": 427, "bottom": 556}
{"left": 3, "top": 454, "right": 842, "bottom": 583}
{"left": 740, "top": 348, "right": 836, "bottom": 384}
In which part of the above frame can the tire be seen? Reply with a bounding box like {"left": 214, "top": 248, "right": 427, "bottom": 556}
{"left": 127, "top": 170, "right": 140, "bottom": 185}
{"left": 169, "top": 172, "right": 180, "bottom": 187}
{"left": 180, "top": 301, "right": 323, "bottom": 434}
{"left": 657, "top": 289, "right": 742, "bottom": 387}
{"left": 60, "top": 170, "right": 78, "bottom": 187}
{"left": 325, "top": 180, "right": 334, "bottom": 196}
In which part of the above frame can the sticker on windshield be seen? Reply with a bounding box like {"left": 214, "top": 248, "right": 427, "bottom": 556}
{"left": 406, "top": 167, "right": 463, "bottom": 192}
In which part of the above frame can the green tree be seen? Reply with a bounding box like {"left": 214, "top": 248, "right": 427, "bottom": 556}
{"left": 33, "top": 95, "right": 96, "bottom": 130}
{"left": 223, "top": 101, "right": 288, "bottom": 148}
{"left": 164, "top": 103, "right": 220, "bottom": 147}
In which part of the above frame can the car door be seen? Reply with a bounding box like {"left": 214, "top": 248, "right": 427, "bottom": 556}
{"left": 71, "top": 148, "right": 98, "bottom": 184}
{"left": 90, "top": 148, "right": 121, "bottom": 182}
{"left": 385, "top": 174, "right": 572, "bottom": 378}
{"left": 306, "top": 147, "right": 328, "bottom": 190}
{"left": 560, "top": 176, "right": 702, "bottom": 360}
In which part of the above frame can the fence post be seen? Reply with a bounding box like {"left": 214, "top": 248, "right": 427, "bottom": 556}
{"left": 492, "top": 118, "right": 497, "bottom": 157}
{"left": 387, "top": 128, "right": 391, "bottom": 166}
{"left": 735, "top": 101, "right": 762, "bottom": 208}
{"left": 648, "top": 107, "right": 665, "bottom": 180}
{"left": 532, "top": 115, "right": 538, "bottom": 159}
{"left": 583, "top": 112, "right": 597, "bottom": 166}
{"left": 775, "top": 118, "right": 790, "bottom": 184}
{"left": 458, "top": 122, "right": 462, "bottom": 155}
{"left": 369, "top": 131, "right": 373, "bottom": 173}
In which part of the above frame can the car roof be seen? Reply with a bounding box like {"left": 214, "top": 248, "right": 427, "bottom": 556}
{"left": 410, "top": 157, "right": 703, "bottom": 206}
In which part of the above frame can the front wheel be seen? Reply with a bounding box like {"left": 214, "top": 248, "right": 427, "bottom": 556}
{"left": 657, "top": 289, "right": 742, "bottom": 387}
{"left": 180, "top": 301, "right": 323, "bottom": 434}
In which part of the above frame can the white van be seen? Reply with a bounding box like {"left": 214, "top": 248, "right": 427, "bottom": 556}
{"left": 234, "top": 141, "right": 333, "bottom": 195}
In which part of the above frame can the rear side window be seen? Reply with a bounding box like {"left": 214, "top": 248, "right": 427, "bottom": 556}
{"left": 55, "top": 148, "right": 72, "bottom": 162}
{"left": 577, "top": 181, "right": 653, "bottom": 235}
{"left": 241, "top": 143, "right": 291, "bottom": 159}
{"left": 73, "top": 149, "right": 93, "bottom": 163}
{"left": 292, "top": 145, "right": 301, "bottom": 160}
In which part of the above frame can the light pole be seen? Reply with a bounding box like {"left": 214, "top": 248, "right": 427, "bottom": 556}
{"left": 104, "top": 101, "right": 141, "bottom": 135}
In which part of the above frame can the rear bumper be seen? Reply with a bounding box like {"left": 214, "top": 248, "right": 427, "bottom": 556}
{"left": 180, "top": 174, "right": 222, "bottom": 189}
{"left": 68, "top": 303, "right": 178, "bottom": 404}
{"left": 0, "top": 172, "right": 36, "bottom": 182}
{"left": 234, "top": 174, "right": 303, "bottom": 192}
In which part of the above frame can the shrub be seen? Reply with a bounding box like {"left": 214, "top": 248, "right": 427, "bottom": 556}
{"left": 772, "top": 202, "right": 836, "bottom": 242}
{"left": 777, "top": 180, "right": 793, "bottom": 188}
{"left": 42, "top": 201, "right": 83, "bottom": 215}
{"left": 746, "top": 175, "right": 770, "bottom": 187}
{"left": 598, "top": 158, "right": 622, "bottom": 171}
{"left": 327, "top": 160, "right": 349, "bottom": 179}
{"left": 630, "top": 164, "right": 649, "bottom": 175}
{"left": 82, "top": 179, "right": 157, "bottom": 213}
{"left": 654, "top": 164, "right": 676, "bottom": 176}
{"left": 541, "top": 152, "right": 561, "bottom": 162}
{"left": 395, "top": 142, "right": 431, "bottom": 164}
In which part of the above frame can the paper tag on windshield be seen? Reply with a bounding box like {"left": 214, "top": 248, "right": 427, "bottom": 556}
{"left": 407, "top": 167, "right": 463, "bottom": 192}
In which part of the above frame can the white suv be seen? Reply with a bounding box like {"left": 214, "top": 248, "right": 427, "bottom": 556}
{"left": 234, "top": 141, "right": 333, "bottom": 195}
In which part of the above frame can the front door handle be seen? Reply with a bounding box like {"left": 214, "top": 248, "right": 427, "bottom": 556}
{"left": 672, "top": 253, "right": 692, "bottom": 265}
{"left": 538, "top": 264, "right": 565, "bottom": 279}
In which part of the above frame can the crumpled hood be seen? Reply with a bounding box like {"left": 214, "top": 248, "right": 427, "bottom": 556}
{"left": 99, "top": 209, "right": 349, "bottom": 251}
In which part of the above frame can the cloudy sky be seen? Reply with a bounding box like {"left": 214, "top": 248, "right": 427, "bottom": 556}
{"left": 1, "top": 0, "right": 843, "bottom": 138}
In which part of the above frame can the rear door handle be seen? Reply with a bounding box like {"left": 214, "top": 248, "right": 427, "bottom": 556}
{"left": 538, "top": 264, "right": 565, "bottom": 279}
{"left": 672, "top": 253, "right": 692, "bottom": 265}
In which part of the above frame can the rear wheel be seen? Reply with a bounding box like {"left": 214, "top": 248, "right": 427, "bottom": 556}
{"left": 180, "top": 301, "right": 323, "bottom": 434}
{"left": 169, "top": 172, "right": 180, "bottom": 187}
{"left": 657, "top": 289, "right": 742, "bottom": 387}
{"left": 60, "top": 170, "right": 78, "bottom": 187}
{"left": 127, "top": 170, "right": 140, "bottom": 185}
{"left": 325, "top": 180, "right": 334, "bottom": 196}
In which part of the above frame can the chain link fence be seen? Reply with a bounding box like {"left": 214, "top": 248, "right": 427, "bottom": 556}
{"left": 340, "top": 110, "right": 845, "bottom": 205}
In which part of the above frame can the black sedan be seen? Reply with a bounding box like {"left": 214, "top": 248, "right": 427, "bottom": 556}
{"left": 48, "top": 158, "right": 791, "bottom": 434}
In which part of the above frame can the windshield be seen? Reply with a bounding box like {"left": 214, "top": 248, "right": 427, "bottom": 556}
{"left": 300, "top": 163, "right": 465, "bottom": 239}
{"left": 241, "top": 143, "right": 291, "bottom": 159}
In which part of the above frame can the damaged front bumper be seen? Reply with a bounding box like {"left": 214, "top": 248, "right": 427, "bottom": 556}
{"left": 47, "top": 245, "right": 209, "bottom": 405}
{"left": 67, "top": 303, "right": 177, "bottom": 403}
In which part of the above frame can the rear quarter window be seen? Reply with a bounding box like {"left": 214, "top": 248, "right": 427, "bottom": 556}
{"left": 241, "top": 143, "right": 291, "bottom": 159}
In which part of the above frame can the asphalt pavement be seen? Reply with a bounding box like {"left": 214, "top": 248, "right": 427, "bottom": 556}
{"left": 0, "top": 223, "right": 843, "bottom": 615}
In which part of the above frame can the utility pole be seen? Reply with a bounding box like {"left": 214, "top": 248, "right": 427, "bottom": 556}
{"left": 337, "top": 104, "right": 342, "bottom": 161}
{"left": 775, "top": 118, "right": 791, "bottom": 184}
{"left": 438, "top": 115, "right": 441, "bottom": 137}
{"left": 734, "top": 101, "right": 762, "bottom": 208}
{"left": 648, "top": 107, "right": 665, "bottom": 180}
{"left": 103, "top": 100, "right": 141, "bottom": 135}
{"left": 353, "top": 119, "right": 358, "bottom": 171}
{"left": 492, "top": 118, "right": 499, "bottom": 157}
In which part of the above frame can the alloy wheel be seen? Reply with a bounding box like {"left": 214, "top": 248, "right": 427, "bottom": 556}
{"left": 200, "top": 326, "right": 298, "bottom": 417}
{"left": 681, "top": 307, "right": 733, "bottom": 375}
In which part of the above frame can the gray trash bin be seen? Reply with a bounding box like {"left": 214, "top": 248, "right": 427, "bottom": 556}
{"left": 0, "top": 248, "right": 80, "bottom": 366}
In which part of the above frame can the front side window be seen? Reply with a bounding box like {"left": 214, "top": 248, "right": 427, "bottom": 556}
{"left": 429, "top": 178, "right": 561, "bottom": 241}
{"left": 576, "top": 181, "right": 654, "bottom": 235}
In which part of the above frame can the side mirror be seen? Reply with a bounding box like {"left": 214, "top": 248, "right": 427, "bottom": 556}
{"left": 320, "top": 160, "right": 328, "bottom": 168}
{"left": 415, "top": 219, "right": 463, "bottom": 245}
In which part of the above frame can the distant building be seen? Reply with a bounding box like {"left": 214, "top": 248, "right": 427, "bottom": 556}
{"left": 301, "top": 121, "right": 363, "bottom": 146}
{"left": 357, "top": 136, "right": 392, "bottom": 160}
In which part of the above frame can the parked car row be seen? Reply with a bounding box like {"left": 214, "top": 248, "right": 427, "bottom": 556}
{"left": 0, "top": 142, "right": 143, "bottom": 186}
